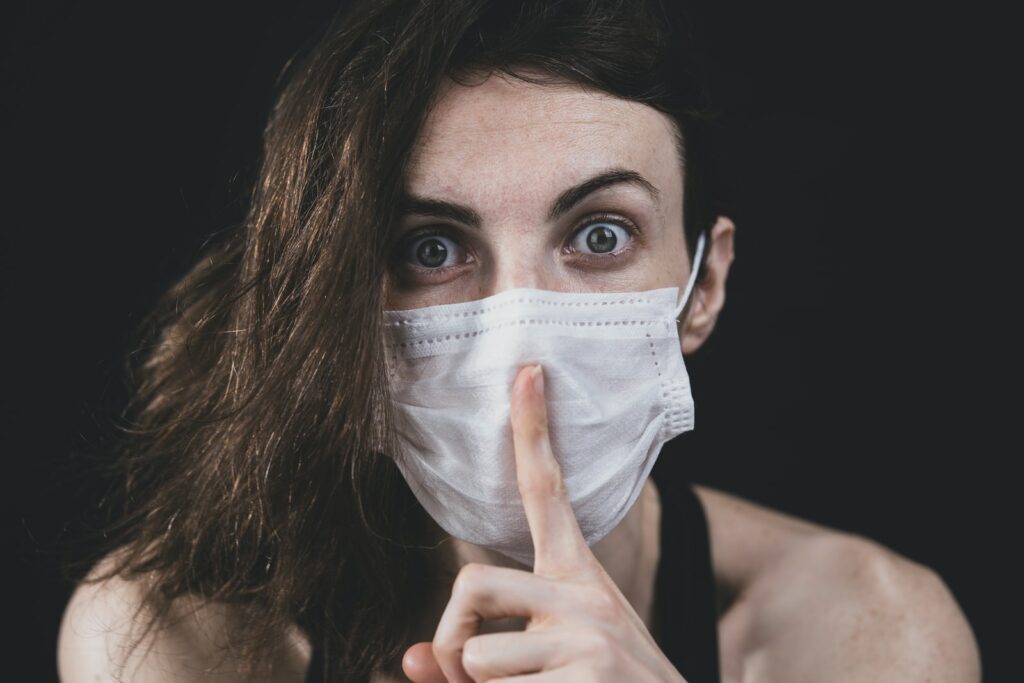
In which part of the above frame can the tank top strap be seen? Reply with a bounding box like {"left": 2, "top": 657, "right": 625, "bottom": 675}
{"left": 307, "top": 483, "right": 721, "bottom": 683}
{"left": 651, "top": 482, "right": 722, "bottom": 683}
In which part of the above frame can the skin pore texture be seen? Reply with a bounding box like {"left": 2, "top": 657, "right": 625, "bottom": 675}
{"left": 57, "top": 73, "right": 981, "bottom": 682}
{"left": 387, "top": 71, "right": 734, "bottom": 675}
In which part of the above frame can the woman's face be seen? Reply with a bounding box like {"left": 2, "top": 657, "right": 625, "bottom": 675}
{"left": 386, "top": 72, "right": 691, "bottom": 312}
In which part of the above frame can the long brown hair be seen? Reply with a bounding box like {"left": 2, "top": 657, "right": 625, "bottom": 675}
{"left": 81, "top": 0, "right": 725, "bottom": 680}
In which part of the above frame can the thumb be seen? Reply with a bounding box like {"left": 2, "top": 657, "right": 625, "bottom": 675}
{"left": 402, "top": 641, "right": 448, "bottom": 683}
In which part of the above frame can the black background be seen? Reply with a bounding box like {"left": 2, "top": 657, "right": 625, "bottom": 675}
{"left": 2, "top": 1, "right": 1014, "bottom": 680}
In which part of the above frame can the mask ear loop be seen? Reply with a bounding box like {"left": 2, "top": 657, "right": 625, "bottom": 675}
{"left": 673, "top": 230, "right": 708, "bottom": 322}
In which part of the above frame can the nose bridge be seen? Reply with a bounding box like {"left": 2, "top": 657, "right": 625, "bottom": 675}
{"left": 488, "top": 242, "right": 558, "bottom": 294}
{"left": 480, "top": 222, "right": 559, "bottom": 295}
{"left": 493, "top": 261, "right": 544, "bottom": 292}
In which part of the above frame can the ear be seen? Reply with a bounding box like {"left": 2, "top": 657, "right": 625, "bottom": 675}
{"left": 681, "top": 215, "right": 736, "bottom": 355}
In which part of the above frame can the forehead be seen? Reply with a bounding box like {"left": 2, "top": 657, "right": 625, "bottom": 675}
{"left": 404, "top": 72, "right": 683, "bottom": 212}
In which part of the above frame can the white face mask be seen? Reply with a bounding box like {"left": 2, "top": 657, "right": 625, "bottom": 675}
{"left": 383, "top": 233, "right": 707, "bottom": 566}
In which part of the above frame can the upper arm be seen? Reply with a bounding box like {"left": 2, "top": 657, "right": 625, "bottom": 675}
{"left": 57, "top": 556, "right": 311, "bottom": 682}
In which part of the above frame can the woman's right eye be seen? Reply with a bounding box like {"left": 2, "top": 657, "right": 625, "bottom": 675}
{"left": 398, "top": 232, "right": 468, "bottom": 270}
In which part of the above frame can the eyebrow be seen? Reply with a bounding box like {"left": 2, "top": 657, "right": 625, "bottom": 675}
{"left": 397, "top": 167, "right": 660, "bottom": 228}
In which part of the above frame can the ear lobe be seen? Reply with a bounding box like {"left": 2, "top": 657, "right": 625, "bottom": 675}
{"left": 681, "top": 216, "right": 736, "bottom": 355}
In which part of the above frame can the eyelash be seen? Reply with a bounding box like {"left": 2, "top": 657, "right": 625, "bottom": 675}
{"left": 395, "top": 227, "right": 467, "bottom": 272}
{"left": 563, "top": 213, "right": 641, "bottom": 260}
{"left": 393, "top": 213, "right": 642, "bottom": 278}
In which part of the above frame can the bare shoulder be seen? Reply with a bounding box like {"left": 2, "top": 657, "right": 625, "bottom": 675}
{"left": 693, "top": 485, "right": 982, "bottom": 682}
{"left": 57, "top": 552, "right": 312, "bottom": 683}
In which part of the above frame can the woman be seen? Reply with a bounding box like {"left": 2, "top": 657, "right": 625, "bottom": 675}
{"left": 57, "top": 1, "right": 980, "bottom": 681}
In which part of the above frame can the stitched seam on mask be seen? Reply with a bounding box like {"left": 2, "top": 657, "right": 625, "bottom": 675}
{"left": 666, "top": 380, "right": 692, "bottom": 433}
{"left": 648, "top": 335, "right": 692, "bottom": 437}
{"left": 386, "top": 318, "right": 661, "bottom": 349}
{"left": 384, "top": 296, "right": 660, "bottom": 326}
{"left": 648, "top": 332, "right": 670, "bottom": 439}
{"left": 666, "top": 383, "right": 685, "bottom": 434}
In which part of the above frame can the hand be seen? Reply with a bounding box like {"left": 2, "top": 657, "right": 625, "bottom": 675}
{"left": 403, "top": 364, "right": 686, "bottom": 683}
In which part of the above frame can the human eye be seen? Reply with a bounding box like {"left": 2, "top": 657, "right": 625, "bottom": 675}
{"left": 391, "top": 228, "right": 473, "bottom": 283}
{"left": 566, "top": 215, "right": 638, "bottom": 258}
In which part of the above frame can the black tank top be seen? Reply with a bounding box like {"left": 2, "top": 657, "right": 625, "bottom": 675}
{"left": 305, "top": 483, "right": 720, "bottom": 682}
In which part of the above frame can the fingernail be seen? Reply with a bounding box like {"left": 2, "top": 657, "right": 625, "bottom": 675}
{"left": 532, "top": 364, "right": 544, "bottom": 398}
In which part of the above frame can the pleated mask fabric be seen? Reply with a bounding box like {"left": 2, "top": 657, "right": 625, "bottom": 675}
{"left": 382, "top": 236, "right": 705, "bottom": 566}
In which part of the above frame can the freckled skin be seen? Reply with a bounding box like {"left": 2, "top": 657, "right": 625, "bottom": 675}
{"left": 386, "top": 72, "right": 691, "bottom": 312}
{"left": 385, "top": 71, "right": 697, "bottom": 657}
{"left": 57, "top": 69, "right": 979, "bottom": 683}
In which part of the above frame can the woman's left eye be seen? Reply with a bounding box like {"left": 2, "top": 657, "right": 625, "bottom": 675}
{"left": 569, "top": 220, "right": 633, "bottom": 255}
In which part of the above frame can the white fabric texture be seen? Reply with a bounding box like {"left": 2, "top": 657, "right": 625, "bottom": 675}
{"left": 382, "top": 281, "right": 698, "bottom": 567}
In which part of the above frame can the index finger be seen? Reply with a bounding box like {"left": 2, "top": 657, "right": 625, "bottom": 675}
{"left": 510, "top": 364, "right": 592, "bottom": 576}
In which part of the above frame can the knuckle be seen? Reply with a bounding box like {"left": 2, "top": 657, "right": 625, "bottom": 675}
{"left": 431, "top": 638, "right": 457, "bottom": 664}
{"left": 579, "top": 585, "right": 619, "bottom": 622}
{"left": 461, "top": 636, "right": 487, "bottom": 677}
{"left": 525, "top": 416, "right": 549, "bottom": 440}
{"left": 516, "top": 464, "right": 565, "bottom": 499}
{"left": 579, "top": 626, "right": 615, "bottom": 659}
{"left": 452, "top": 561, "right": 487, "bottom": 600}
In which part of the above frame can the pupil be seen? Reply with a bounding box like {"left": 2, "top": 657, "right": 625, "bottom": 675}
{"left": 586, "top": 226, "right": 617, "bottom": 253}
{"left": 416, "top": 238, "right": 448, "bottom": 267}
